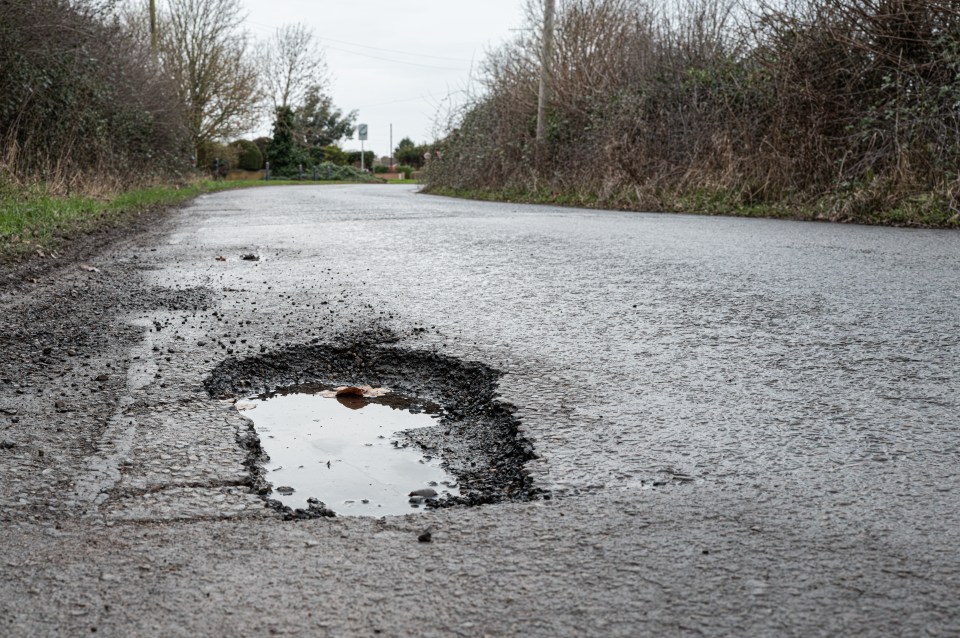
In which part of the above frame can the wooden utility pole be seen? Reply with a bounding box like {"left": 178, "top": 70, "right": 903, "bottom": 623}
{"left": 535, "top": 0, "right": 556, "bottom": 144}
{"left": 150, "top": 0, "right": 157, "bottom": 52}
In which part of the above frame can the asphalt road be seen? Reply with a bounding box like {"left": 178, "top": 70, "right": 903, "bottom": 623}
{"left": 1, "top": 184, "right": 959, "bottom": 636}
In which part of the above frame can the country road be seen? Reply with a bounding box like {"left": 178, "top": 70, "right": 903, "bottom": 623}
{"left": 1, "top": 184, "right": 959, "bottom": 636}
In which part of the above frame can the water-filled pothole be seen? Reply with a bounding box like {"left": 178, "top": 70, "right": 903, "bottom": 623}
{"left": 206, "top": 342, "right": 540, "bottom": 519}
{"left": 239, "top": 384, "right": 460, "bottom": 516}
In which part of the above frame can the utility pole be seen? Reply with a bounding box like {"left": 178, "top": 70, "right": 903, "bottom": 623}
{"left": 389, "top": 123, "right": 394, "bottom": 170}
{"left": 149, "top": 0, "right": 157, "bottom": 52}
{"left": 535, "top": 0, "right": 556, "bottom": 144}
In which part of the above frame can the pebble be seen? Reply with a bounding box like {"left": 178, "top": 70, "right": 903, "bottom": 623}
{"left": 1, "top": 439, "right": 16, "bottom": 449}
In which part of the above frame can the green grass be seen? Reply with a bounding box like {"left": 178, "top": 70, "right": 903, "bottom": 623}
{"left": 0, "top": 178, "right": 377, "bottom": 262}
{"left": 423, "top": 185, "right": 960, "bottom": 228}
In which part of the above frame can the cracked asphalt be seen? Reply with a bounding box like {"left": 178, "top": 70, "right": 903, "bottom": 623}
{"left": 1, "top": 184, "right": 959, "bottom": 636}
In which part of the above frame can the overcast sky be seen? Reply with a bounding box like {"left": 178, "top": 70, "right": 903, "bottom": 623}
{"left": 238, "top": 0, "right": 527, "bottom": 158}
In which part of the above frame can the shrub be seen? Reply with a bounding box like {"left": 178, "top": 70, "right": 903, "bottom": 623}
{"left": 313, "top": 145, "right": 347, "bottom": 166}
{"left": 312, "top": 162, "right": 377, "bottom": 181}
{"left": 345, "top": 150, "right": 375, "bottom": 168}
{"left": 426, "top": 0, "right": 960, "bottom": 222}
{"left": 231, "top": 139, "right": 263, "bottom": 171}
{"left": 0, "top": 0, "right": 188, "bottom": 193}
{"left": 197, "top": 141, "right": 238, "bottom": 177}
{"left": 252, "top": 137, "right": 271, "bottom": 166}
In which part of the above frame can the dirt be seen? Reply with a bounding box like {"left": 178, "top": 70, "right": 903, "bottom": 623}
{"left": 0, "top": 204, "right": 178, "bottom": 294}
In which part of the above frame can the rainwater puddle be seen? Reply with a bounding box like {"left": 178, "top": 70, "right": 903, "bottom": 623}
{"left": 239, "top": 386, "right": 459, "bottom": 516}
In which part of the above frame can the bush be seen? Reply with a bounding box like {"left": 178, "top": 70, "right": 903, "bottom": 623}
{"left": 0, "top": 0, "right": 188, "bottom": 193}
{"left": 395, "top": 138, "right": 433, "bottom": 168}
{"left": 231, "top": 139, "right": 263, "bottom": 171}
{"left": 265, "top": 162, "right": 378, "bottom": 182}
{"left": 426, "top": 0, "right": 960, "bottom": 222}
{"left": 346, "top": 150, "right": 375, "bottom": 168}
{"left": 312, "top": 162, "right": 375, "bottom": 181}
{"left": 315, "top": 145, "right": 347, "bottom": 166}
{"left": 397, "top": 165, "right": 416, "bottom": 179}
{"left": 197, "top": 141, "right": 238, "bottom": 177}
{"left": 253, "top": 137, "right": 271, "bottom": 165}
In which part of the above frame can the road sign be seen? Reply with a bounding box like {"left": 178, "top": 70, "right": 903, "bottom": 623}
{"left": 358, "top": 124, "right": 368, "bottom": 141}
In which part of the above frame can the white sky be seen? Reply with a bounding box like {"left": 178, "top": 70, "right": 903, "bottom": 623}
{"left": 238, "top": 0, "right": 527, "bottom": 158}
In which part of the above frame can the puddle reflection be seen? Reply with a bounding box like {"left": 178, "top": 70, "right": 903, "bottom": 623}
{"left": 240, "top": 387, "right": 459, "bottom": 516}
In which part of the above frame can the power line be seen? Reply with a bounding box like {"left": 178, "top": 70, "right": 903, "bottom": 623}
{"left": 321, "top": 43, "right": 470, "bottom": 72}
{"left": 356, "top": 89, "right": 468, "bottom": 109}
{"left": 246, "top": 20, "right": 475, "bottom": 65}
{"left": 316, "top": 35, "right": 475, "bottom": 63}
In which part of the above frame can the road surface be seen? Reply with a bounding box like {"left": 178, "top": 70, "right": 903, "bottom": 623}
{"left": 1, "top": 185, "right": 958, "bottom": 636}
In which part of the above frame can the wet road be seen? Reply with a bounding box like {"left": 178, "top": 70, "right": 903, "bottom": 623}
{"left": 2, "top": 184, "right": 959, "bottom": 636}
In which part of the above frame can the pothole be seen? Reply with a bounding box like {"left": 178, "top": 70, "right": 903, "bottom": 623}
{"left": 205, "top": 343, "right": 540, "bottom": 519}
{"left": 239, "top": 383, "right": 460, "bottom": 516}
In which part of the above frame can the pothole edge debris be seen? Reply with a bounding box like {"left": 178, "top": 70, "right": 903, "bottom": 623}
{"left": 204, "top": 343, "right": 542, "bottom": 519}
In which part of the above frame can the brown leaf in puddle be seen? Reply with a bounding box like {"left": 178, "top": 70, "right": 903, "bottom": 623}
{"left": 336, "top": 395, "right": 367, "bottom": 410}
{"left": 334, "top": 386, "right": 366, "bottom": 397}
{"left": 215, "top": 256, "right": 226, "bottom": 261}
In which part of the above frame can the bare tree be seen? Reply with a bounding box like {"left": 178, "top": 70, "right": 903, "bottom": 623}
{"left": 157, "top": 0, "right": 261, "bottom": 160}
{"left": 261, "top": 23, "right": 329, "bottom": 113}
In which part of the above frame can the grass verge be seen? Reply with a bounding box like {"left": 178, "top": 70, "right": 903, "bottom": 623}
{"left": 422, "top": 185, "right": 960, "bottom": 229}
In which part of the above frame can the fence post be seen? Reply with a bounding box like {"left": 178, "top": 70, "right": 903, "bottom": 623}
{"left": 265, "top": 162, "right": 270, "bottom": 181}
